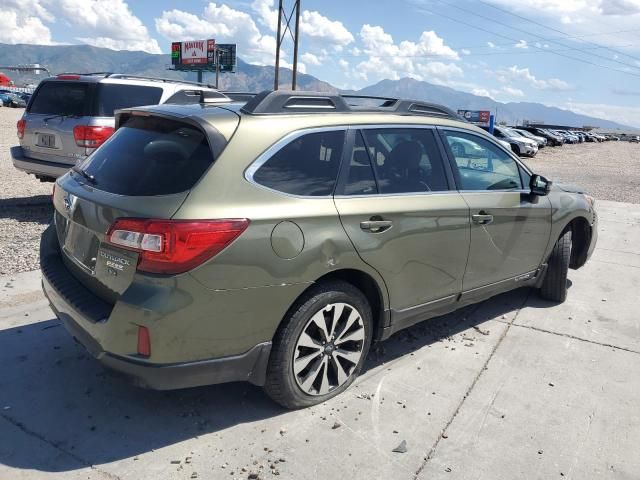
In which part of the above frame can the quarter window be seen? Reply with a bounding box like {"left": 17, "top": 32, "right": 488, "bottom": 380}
{"left": 253, "top": 130, "right": 345, "bottom": 196}
{"left": 342, "top": 131, "right": 377, "bottom": 195}
{"left": 360, "top": 128, "right": 449, "bottom": 194}
{"left": 443, "top": 131, "right": 523, "bottom": 191}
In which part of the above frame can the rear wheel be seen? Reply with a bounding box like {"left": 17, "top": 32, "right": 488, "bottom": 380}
{"left": 264, "top": 281, "right": 372, "bottom": 409}
{"left": 540, "top": 228, "right": 572, "bottom": 302}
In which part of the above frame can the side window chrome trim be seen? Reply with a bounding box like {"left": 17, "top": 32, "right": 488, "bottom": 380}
{"left": 244, "top": 125, "right": 348, "bottom": 199}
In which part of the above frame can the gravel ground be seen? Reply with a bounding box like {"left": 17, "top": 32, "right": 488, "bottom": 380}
{"left": 0, "top": 107, "right": 54, "bottom": 275}
{"left": 0, "top": 106, "right": 638, "bottom": 274}
{"left": 522, "top": 141, "right": 640, "bottom": 203}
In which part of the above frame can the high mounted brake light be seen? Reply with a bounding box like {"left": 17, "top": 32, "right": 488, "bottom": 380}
{"left": 107, "top": 218, "right": 250, "bottom": 275}
{"left": 57, "top": 74, "right": 81, "bottom": 80}
{"left": 73, "top": 125, "right": 114, "bottom": 148}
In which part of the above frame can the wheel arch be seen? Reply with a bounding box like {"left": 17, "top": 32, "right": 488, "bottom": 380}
{"left": 275, "top": 269, "right": 389, "bottom": 343}
{"left": 567, "top": 216, "right": 592, "bottom": 269}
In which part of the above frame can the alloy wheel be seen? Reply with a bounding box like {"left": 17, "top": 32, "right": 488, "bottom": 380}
{"left": 292, "top": 302, "right": 365, "bottom": 396}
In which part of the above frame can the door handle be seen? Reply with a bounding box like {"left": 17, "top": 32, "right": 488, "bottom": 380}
{"left": 472, "top": 213, "right": 494, "bottom": 225}
{"left": 360, "top": 219, "right": 393, "bottom": 233}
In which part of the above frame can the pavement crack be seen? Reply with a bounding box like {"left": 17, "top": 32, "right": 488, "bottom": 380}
{"left": 412, "top": 291, "right": 531, "bottom": 479}
{"left": 509, "top": 322, "right": 640, "bottom": 355}
{"left": 0, "top": 413, "right": 122, "bottom": 480}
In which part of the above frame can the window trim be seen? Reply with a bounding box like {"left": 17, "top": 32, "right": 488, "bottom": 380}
{"left": 438, "top": 126, "right": 534, "bottom": 194}
{"left": 244, "top": 126, "right": 348, "bottom": 199}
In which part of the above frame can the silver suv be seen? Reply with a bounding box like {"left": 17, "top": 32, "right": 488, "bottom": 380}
{"left": 12, "top": 73, "right": 223, "bottom": 181}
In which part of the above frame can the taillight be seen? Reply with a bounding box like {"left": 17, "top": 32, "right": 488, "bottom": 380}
{"left": 106, "top": 218, "right": 250, "bottom": 275}
{"left": 73, "top": 125, "right": 114, "bottom": 148}
{"left": 17, "top": 119, "right": 26, "bottom": 139}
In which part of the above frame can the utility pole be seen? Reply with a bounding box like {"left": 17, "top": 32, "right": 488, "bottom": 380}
{"left": 215, "top": 49, "right": 221, "bottom": 89}
{"left": 274, "top": 0, "right": 301, "bottom": 91}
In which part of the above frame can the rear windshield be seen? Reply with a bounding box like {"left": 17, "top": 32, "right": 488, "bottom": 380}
{"left": 28, "top": 81, "right": 88, "bottom": 116}
{"left": 80, "top": 116, "right": 216, "bottom": 196}
{"left": 93, "top": 84, "right": 162, "bottom": 116}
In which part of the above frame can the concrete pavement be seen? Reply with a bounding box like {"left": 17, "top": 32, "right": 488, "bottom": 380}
{"left": 0, "top": 200, "right": 638, "bottom": 480}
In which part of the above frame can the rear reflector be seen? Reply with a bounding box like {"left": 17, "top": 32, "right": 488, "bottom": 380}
{"left": 73, "top": 125, "right": 114, "bottom": 148}
{"left": 107, "top": 218, "right": 250, "bottom": 275}
{"left": 17, "top": 119, "right": 26, "bottom": 139}
{"left": 137, "top": 326, "right": 151, "bottom": 357}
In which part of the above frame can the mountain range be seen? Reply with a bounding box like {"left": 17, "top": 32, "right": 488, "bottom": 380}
{"left": 0, "top": 43, "right": 633, "bottom": 130}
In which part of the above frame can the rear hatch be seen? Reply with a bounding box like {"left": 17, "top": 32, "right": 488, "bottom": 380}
{"left": 52, "top": 108, "right": 239, "bottom": 303}
{"left": 22, "top": 79, "right": 163, "bottom": 166}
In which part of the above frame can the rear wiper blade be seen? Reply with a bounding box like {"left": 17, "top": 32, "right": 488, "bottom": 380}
{"left": 43, "top": 113, "right": 81, "bottom": 122}
{"left": 72, "top": 165, "right": 96, "bottom": 184}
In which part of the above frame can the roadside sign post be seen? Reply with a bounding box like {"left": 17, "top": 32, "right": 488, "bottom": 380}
{"left": 489, "top": 114, "right": 495, "bottom": 134}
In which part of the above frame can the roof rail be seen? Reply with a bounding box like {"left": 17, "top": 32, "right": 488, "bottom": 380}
{"left": 56, "top": 72, "right": 113, "bottom": 77}
{"left": 240, "top": 90, "right": 466, "bottom": 121}
{"left": 222, "top": 91, "right": 259, "bottom": 102}
{"left": 107, "top": 74, "right": 216, "bottom": 88}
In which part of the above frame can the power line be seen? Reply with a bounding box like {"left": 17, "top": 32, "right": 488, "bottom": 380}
{"left": 437, "top": 0, "right": 640, "bottom": 72}
{"left": 413, "top": 3, "right": 640, "bottom": 79}
{"left": 475, "top": 0, "right": 640, "bottom": 64}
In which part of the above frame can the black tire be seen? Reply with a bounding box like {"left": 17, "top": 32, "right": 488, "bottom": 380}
{"left": 510, "top": 144, "right": 521, "bottom": 156}
{"left": 540, "top": 228, "right": 572, "bottom": 302}
{"left": 264, "top": 280, "right": 373, "bottom": 409}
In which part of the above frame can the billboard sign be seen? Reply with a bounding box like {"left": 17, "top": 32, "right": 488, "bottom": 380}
{"left": 457, "top": 110, "right": 491, "bottom": 124}
{"left": 216, "top": 43, "right": 237, "bottom": 72}
{"left": 171, "top": 39, "right": 216, "bottom": 67}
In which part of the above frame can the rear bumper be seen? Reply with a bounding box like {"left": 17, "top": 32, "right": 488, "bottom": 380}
{"left": 40, "top": 224, "right": 273, "bottom": 389}
{"left": 11, "top": 146, "right": 73, "bottom": 179}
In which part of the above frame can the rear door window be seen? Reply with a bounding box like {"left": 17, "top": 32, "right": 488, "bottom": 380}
{"left": 360, "top": 128, "right": 449, "bottom": 194}
{"left": 80, "top": 116, "right": 216, "bottom": 196}
{"left": 28, "top": 81, "right": 89, "bottom": 116}
{"left": 252, "top": 130, "right": 345, "bottom": 196}
{"left": 93, "top": 84, "right": 163, "bottom": 116}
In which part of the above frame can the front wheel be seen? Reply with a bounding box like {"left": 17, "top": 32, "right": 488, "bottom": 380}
{"left": 540, "top": 228, "right": 572, "bottom": 302}
{"left": 264, "top": 281, "right": 372, "bottom": 409}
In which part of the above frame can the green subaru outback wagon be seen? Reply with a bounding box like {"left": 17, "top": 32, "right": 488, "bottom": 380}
{"left": 41, "top": 90, "right": 597, "bottom": 408}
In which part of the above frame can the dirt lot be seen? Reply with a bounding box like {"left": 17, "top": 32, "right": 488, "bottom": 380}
{"left": 523, "top": 141, "right": 640, "bottom": 203}
{"left": 0, "top": 106, "right": 639, "bottom": 274}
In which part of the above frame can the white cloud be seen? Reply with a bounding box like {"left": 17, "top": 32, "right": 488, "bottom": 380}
{"left": 514, "top": 39, "right": 528, "bottom": 49}
{"left": 0, "top": 0, "right": 53, "bottom": 45}
{"left": 355, "top": 24, "right": 460, "bottom": 84}
{"left": 250, "top": 0, "right": 353, "bottom": 49}
{"left": 497, "top": 65, "right": 574, "bottom": 91}
{"left": 487, "top": 41, "right": 496, "bottom": 48}
{"left": 502, "top": 86, "right": 525, "bottom": 97}
{"left": 301, "top": 52, "right": 322, "bottom": 66}
{"left": 58, "top": 0, "right": 161, "bottom": 53}
{"left": 156, "top": 3, "right": 276, "bottom": 64}
{"left": 300, "top": 10, "right": 354, "bottom": 46}
{"left": 461, "top": 48, "right": 471, "bottom": 55}
{"left": 565, "top": 101, "right": 640, "bottom": 127}
{"left": 472, "top": 88, "right": 495, "bottom": 99}
{"left": 338, "top": 59, "right": 349, "bottom": 70}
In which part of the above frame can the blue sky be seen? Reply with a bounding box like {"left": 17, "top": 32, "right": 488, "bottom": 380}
{"left": 4, "top": 0, "right": 640, "bottom": 126}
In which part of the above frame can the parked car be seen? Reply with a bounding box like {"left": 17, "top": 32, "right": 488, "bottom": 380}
{"left": 553, "top": 130, "right": 579, "bottom": 144}
{"left": 481, "top": 126, "right": 538, "bottom": 157}
{"left": 583, "top": 132, "right": 599, "bottom": 143}
{"left": 11, "top": 73, "right": 223, "bottom": 182}
{"left": 630, "top": 135, "right": 640, "bottom": 143}
{"left": 520, "top": 127, "right": 563, "bottom": 146}
{"left": 512, "top": 128, "right": 547, "bottom": 148}
{"left": 0, "top": 92, "right": 26, "bottom": 108}
{"left": 41, "top": 90, "right": 598, "bottom": 408}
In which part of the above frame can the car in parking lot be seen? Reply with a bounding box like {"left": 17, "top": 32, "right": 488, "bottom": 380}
{"left": 42, "top": 90, "right": 598, "bottom": 408}
{"left": 630, "top": 135, "right": 640, "bottom": 143}
{"left": 511, "top": 128, "right": 547, "bottom": 148}
{"left": 0, "top": 92, "right": 26, "bottom": 108}
{"left": 480, "top": 125, "right": 538, "bottom": 157}
{"left": 11, "top": 73, "right": 223, "bottom": 182}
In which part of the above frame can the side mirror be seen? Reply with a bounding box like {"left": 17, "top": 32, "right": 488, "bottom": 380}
{"left": 530, "top": 174, "right": 552, "bottom": 196}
